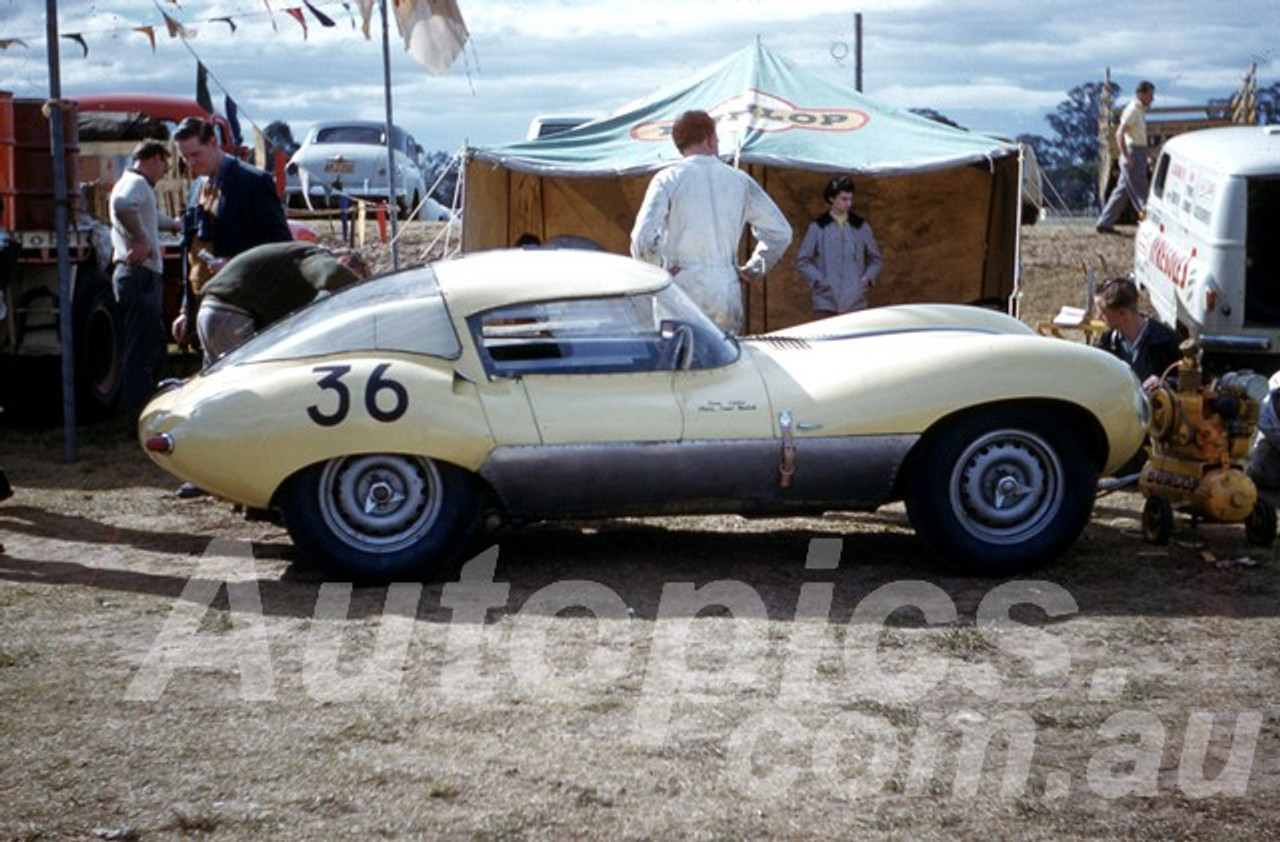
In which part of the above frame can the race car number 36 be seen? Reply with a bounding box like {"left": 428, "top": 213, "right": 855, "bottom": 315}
{"left": 306, "top": 363, "right": 409, "bottom": 427}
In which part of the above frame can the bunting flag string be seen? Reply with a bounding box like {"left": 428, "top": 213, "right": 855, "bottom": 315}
{"left": 134, "top": 26, "right": 157, "bottom": 54}
{"left": 0, "top": 0, "right": 470, "bottom": 77}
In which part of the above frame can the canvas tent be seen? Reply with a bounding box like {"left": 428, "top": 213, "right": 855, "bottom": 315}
{"left": 464, "top": 41, "right": 1021, "bottom": 332}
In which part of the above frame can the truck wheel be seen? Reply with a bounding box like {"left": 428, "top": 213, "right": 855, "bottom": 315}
{"left": 72, "top": 269, "right": 123, "bottom": 421}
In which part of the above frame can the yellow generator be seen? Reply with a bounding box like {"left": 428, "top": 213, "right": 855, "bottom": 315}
{"left": 1139, "top": 348, "right": 1277, "bottom": 546}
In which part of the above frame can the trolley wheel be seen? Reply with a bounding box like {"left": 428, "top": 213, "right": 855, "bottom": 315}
{"left": 1245, "top": 499, "right": 1277, "bottom": 547}
{"left": 1142, "top": 495, "right": 1173, "bottom": 545}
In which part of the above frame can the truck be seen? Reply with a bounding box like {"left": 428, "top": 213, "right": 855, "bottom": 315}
{"left": 1134, "top": 125, "right": 1280, "bottom": 375}
{"left": 0, "top": 92, "right": 239, "bottom": 421}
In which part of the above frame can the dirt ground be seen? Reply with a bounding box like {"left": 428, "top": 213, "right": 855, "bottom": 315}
{"left": 3, "top": 221, "right": 1280, "bottom": 840}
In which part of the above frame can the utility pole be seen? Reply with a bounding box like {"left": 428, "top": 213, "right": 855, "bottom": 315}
{"left": 854, "top": 12, "right": 863, "bottom": 92}
{"left": 46, "top": 0, "right": 78, "bottom": 461}
{"left": 379, "top": 0, "right": 400, "bottom": 269}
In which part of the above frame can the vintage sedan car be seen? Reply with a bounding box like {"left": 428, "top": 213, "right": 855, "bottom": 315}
{"left": 284, "top": 120, "right": 427, "bottom": 219}
{"left": 139, "top": 250, "right": 1148, "bottom": 583}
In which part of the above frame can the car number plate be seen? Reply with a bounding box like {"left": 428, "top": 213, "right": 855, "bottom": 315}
{"left": 324, "top": 161, "right": 355, "bottom": 174}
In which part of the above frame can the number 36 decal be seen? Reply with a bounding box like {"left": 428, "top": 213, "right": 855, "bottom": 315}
{"left": 307, "top": 363, "right": 409, "bottom": 427}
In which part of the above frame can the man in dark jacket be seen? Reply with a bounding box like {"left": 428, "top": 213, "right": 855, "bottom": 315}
{"left": 171, "top": 116, "right": 292, "bottom": 346}
{"left": 1093, "top": 275, "right": 1181, "bottom": 391}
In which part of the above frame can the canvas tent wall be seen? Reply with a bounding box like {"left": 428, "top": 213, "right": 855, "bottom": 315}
{"left": 464, "top": 42, "right": 1020, "bottom": 333}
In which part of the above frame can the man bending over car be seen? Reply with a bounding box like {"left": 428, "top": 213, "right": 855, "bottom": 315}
{"left": 196, "top": 241, "right": 369, "bottom": 365}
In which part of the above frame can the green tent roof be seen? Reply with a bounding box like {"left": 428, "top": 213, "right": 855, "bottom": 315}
{"left": 470, "top": 41, "right": 1016, "bottom": 178}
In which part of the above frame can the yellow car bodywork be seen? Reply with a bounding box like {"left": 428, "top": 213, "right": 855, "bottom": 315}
{"left": 140, "top": 249, "right": 1148, "bottom": 581}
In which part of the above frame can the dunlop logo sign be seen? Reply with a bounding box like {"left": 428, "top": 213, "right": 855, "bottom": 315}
{"left": 631, "top": 91, "right": 870, "bottom": 142}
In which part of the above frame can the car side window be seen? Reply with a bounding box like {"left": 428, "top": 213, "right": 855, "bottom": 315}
{"left": 474, "top": 295, "right": 685, "bottom": 376}
{"left": 1150, "top": 153, "right": 1170, "bottom": 200}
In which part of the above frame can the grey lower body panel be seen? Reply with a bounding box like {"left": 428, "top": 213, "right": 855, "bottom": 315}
{"left": 479, "top": 435, "right": 918, "bottom": 520}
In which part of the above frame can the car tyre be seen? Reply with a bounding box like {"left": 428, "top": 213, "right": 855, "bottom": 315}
{"left": 279, "top": 454, "right": 483, "bottom": 584}
{"left": 904, "top": 406, "right": 1098, "bottom": 575}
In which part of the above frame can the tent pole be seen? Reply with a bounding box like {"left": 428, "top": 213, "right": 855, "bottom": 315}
{"left": 379, "top": 0, "right": 400, "bottom": 269}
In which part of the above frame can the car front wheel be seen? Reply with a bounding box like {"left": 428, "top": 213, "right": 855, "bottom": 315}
{"left": 279, "top": 454, "right": 482, "bottom": 583}
{"left": 904, "top": 407, "right": 1098, "bottom": 575}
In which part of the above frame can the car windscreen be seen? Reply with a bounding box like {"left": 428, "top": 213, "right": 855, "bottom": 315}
{"left": 206, "top": 266, "right": 461, "bottom": 371}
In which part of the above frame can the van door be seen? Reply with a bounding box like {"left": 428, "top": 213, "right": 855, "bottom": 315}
{"left": 1244, "top": 178, "right": 1280, "bottom": 326}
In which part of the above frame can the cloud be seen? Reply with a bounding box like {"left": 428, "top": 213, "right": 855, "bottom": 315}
{"left": 0, "top": 0, "right": 1275, "bottom": 155}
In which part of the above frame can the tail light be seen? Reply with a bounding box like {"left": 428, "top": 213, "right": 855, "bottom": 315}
{"left": 144, "top": 434, "right": 174, "bottom": 454}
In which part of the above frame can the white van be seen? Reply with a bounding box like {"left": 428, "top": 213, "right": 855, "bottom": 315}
{"left": 1135, "top": 125, "right": 1280, "bottom": 372}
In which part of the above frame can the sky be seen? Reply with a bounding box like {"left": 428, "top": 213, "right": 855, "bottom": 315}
{"left": 0, "top": 1, "right": 1276, "bottom": 157}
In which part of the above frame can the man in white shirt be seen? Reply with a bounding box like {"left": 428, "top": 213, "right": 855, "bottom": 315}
{"left": 1097, "top": 80, "right": 1156, "bottom": 233}
{"left": 109, "top": 140, "right": 182, "bottom": 426}
{"left": 631, "top": 110, "right": 792, "bottom": 333}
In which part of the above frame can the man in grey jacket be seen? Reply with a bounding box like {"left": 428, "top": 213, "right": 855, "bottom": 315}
{"left": 794, "top": 176, "right": 883, "bottom": 317}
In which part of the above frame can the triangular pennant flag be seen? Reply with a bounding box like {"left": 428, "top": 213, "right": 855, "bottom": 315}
{"left": 62, "top": 33, "right": 88, "bottom": 58}
{"left": 196, "top": 62, "right": 214, "bottom": 114}
{"left": 253, "top": 126, "right": 268, "bottom": 172}
{"left": 303, "top": 1, "right": 337, "bottom": 27}
{"left": 162, "top": 12, "right": 193, "bottom": 39}
{"left": 0, "top": 38, "right": 30, "bottom": 50}
{"left": 357, "top": 0, "right": 375, "bottom": 39}
{"left": 263, "top": 0, "right": 278, "bottom": 32}
{"left": 133, "top": 26, "right": 157, "bottom": 53}
{"left": 211, "top": 16, "right": 238, "bottom": 33}
{"left": 285, "top": 7, "right": 308, "bottom": 39}
{"left": 225, "top": 96, "right": 244, "bottom": 148}
{"left": 393, "top": 0, "right": 469, "bottom": 75}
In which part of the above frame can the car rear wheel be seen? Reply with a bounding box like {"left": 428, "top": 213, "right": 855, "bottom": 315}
{"left": 904, "top": 406, "right": 1098, "bottom": 575}
{"left": 279, "top": 454, "right": 483, "bottom": 583}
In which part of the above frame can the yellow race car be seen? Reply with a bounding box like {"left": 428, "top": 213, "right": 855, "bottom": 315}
{"left": 140, "top": 249, "right": 1147, "bottom": 583}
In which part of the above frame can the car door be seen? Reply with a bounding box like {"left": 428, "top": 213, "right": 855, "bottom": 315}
{"left": 470, "top": 295, "right": 685, "bottom": 517}
{"left": 472, "top": 296, "right": 683, "bottom": 443}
